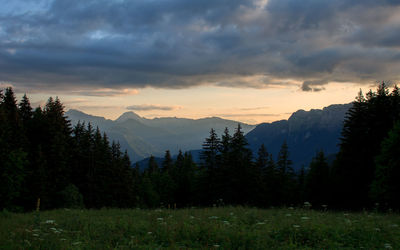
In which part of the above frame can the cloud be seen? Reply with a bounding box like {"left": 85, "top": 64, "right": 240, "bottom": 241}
{"left": 301, "top": 79, "right": 328, "bottom": 92}
{"left": 217, "top": 113, "right": 280, "bottom": 117}
{"left": 1, "top": 0, "right": 400, "bottom": 92}
{"left": 239, "top": 106, "right": 269, "bottom": 111}
{"left": 75, "top": 105, "right": 124, "bottom": 109}
{"left": 126, "top": 104, "right": 182, "bottom": 111}
{"left": 71, "top": 88, "right": 139, "bottom": 97}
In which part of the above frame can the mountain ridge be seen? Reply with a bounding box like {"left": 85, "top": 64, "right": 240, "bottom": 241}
{"left": 66, "top": 109, "right": 256, "bottom": 161}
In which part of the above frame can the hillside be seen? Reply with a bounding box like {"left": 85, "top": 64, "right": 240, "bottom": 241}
{"left": 246, "top": 103, "right": 352, "bottom": 170}
{"left": 66, "top": 110, "right": 255, "bottom": 161}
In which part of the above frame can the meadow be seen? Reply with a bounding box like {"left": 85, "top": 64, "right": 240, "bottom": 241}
{"left": 1, "top": 206, "right": 399, "bottom": 249}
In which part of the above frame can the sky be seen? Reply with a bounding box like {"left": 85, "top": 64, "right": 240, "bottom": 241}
{"left": 1, "top": 0, "right": 400, "bottom": 124}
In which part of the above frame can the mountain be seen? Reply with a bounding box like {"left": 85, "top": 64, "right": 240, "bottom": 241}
{"left": 66, "top": 109, "right": 256, "bottom": 161}
{"left": 246, "top": 103, "right": 352, "bottom": 171}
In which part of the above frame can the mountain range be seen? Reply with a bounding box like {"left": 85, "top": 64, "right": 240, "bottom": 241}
{"left": 66, "top": 103, "right": 351, "bottom": 170}
{"left": 65, "top": 109, "right": 256, "bottom": 161}
{"left": 245, "top": 103, "right": 352, "bottom": 170}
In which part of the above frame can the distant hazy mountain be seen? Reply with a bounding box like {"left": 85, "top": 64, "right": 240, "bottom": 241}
{"left": 66, "top": 109, "right": 256, "bottom": 161}
{"left": 246, "top": 103, "right": 352, "bottom": 171}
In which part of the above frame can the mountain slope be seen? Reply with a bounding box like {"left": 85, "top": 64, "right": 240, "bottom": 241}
{"left": 66, "top": 109, "right": 256, "bottom": 161}
{"left": 246, "top": 104, "right": 351, "bottom": 170}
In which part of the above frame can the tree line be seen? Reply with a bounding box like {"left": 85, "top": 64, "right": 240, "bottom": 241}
{"left": 1, "top": 83, "right": 400, "bottom": 211}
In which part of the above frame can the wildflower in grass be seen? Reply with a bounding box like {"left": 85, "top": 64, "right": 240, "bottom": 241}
{"left": 384, "top": 243, "right": 392, "bottom": 249}
{"left": 24, "top": 240, "right": 31, "bottom": 246}
{"left": 303, "top": 202, "right": 312, "bottom": 209}
{"left": 213, "top": 244, "right": 220, "bottom": 248}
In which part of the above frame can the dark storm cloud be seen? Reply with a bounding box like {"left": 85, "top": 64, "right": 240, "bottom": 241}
{"left": 1, "top": 0, "right": 400, "bottom": 92}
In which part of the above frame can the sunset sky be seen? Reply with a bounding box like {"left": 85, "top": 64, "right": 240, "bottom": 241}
{"left": 1, "top": 0, "right": 400, "bottom": 124}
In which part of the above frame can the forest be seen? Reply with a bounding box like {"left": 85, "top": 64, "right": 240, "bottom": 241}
{"left": 1, "top": 83, "right": 399, "bottom": 211}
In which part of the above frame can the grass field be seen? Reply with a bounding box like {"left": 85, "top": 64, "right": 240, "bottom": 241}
{"left": 1, "top": 207, "right": 399, "bottom": 249}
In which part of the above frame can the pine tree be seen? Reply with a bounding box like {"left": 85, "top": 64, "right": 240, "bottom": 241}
{"left": 305, "top": 151, "right": 330, "bottom": 207}
{"left": 0, "top": 88, "right": 27, "bottom": 210}
{"left": 18, "top": 94, "right": 33, "bottom": 123}
{"left": 255, "top": 144, "right": 269, "bottom": 206}
{"left": 332, "top": 83, "right": 400, "bottom": 208}
{"left": 276, "top": 141, "right": 295, "bottom": 205}
{"left": 200, "top": 128, "right": 221, "bottom": 204}
{"left": 370, "top": 121, "right": 400, "bottom": 209}
{"left": 228, "top": 124, "right": 254, "bottom": 205}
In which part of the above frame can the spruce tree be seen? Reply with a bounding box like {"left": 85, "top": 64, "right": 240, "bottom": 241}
{"left": 200, "top": 128, "right": 221, "bottom": 204}
{"left": 305, "top": 151, "right": 330, "bottom": 207}
{"left": 370, "top": 121, "right": 400, "bottom": 209}
{"left": 276, "top": 141, "right": 295, "bottom": 205}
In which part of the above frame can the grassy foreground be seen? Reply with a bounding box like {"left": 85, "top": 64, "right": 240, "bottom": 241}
{"left": 1, "top": 207, "right": 399, "bottom": 249}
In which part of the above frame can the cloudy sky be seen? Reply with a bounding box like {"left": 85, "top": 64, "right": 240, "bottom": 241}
{"left": 1, "top": 0, "right": 400, "bottom": 124}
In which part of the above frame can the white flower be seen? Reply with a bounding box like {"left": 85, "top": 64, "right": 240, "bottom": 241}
{"left": 384, "top": 243, "right": 392, "bottom": 249}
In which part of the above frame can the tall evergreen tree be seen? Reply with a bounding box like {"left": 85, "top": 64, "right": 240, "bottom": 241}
{"left": 227, "top": 124, "right": 254, "bottom": 204}
{"left": 0, "top": 88, "right": 27, "bottom": 210}
{"left": 275, "top": 141, "right": 296, "bottom": 205}
{"left": 200, "top": 128, "right": 221, "bottom": 204}
{"left": 370, "top": 121, "right": 400, "bottom": 209}
{"left": 332, "top": 83, "right": 400, "bottom": 209}
{"left": 305, "top": 151, "right": 330, "bottom": 207}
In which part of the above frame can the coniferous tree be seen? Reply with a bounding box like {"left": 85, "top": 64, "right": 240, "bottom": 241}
{"left": 370, "top": 121, "right": 400, "bottom": 209}
{"left": 255, "top": 144, "right": 270, "bottom": 206}
{"left": 332, "top": 83, "right": 400, "bottom": 209}
{"left": 228, "top": 124, "right": 253, "bottom": 204}
{"left": 200, "top": 128, "right": 221, "bottom": 204}
{"left": 305, "top": 151, "right": 330, "bottom": 207}
{"left": 0, "top": 88, "right": 27, "bottom": 210}
{"left": 159, "top": 150, "right": 176, "bottom": 206}
{"left": 275, "top": 141, "right": 296, "bottom": 205}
